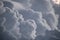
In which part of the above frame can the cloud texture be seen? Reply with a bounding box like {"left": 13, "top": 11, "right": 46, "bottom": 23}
{"left": 0, "top": 0, "right": 59, "bottom": 40}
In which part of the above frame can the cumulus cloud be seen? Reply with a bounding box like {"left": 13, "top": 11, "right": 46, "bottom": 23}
{"left": 3, "top": 1, "right": 14, "bottom": 9}
{"left": 0, "top": 0, "right": 59, "bottom": 40}
{"left": 12, "top": 0, "right": 31, "bottom": 8}
{"left": 18, "top": 9, "right": 52, "bottom": 36}
{"left": 0, "top": 1, "right": 5, "bottom": 14}
{"left": 30, "top": 0, "right": 59, "bottom": 30}
{"left": 0, "top": 7, "right": 21, "bottom": 39}
{"left": 11, "top": 1, "right": 25, "bottom": 10}
{"left": 0, "top": 1, "right": 3, "bottom": 8}
{"left": 0, "top": 4, "right": 36, "bottom": 40}
{"left": 19, "top": 19, "right": 37, "bottom": 39}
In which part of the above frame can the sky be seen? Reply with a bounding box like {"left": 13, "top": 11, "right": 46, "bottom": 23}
{"left": 0, "top": 0, "right": 60, "bottom": 40}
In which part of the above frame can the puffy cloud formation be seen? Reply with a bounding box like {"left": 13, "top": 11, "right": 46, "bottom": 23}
{"left": 19, "top": 19, "right": 37, "bottom": 39}
{"left": 12, "top": 0, "right": 31, "bottom": 8}
{"left": 0, "top": 1, "right": 5, "bottom": 14}
{"left": 0, "top": 7, "right": 21, "bottom": 39}
{"left": 30, "top": 0, "right": 59, "bottom": 30}
{"left": 18, "top": 9, "right": 51, "bottom": 36}
{"left": 3, "top": 1, "right": 14, "bottom": 9}
{"left": 0, "top": 0, "right": 59, "bottom": 40}
{"left": 52, "top": 0, "right": 60, "bottom": 5}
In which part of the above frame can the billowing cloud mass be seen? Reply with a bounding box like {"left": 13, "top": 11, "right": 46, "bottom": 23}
{"left": 0, "top": 0, "right": 59, "bottom": 40}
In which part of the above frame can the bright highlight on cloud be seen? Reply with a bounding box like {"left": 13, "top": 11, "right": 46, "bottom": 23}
{"left": 52, "top": 0, "right": 60, "bottom": 5}
{"left": 0, "top": 0, "right": 59, "bottom": 40}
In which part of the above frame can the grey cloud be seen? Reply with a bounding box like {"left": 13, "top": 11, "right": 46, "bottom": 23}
{"left": 1, "top": 7, "right": 18, "bottom": 31}
{"left": 30, "top": 0, "right": 59, "bottom": 30}
{"left": 0, "top": 1, "right": 5, "bottom": 14}
{"left": 11, "top": 0, "right": 32, "bottom": 8}
{"left": 11, "top": 1, "right": 25, "bottom": 10}
{"left": 19, "top": 19, "right": 37, "bottom": 39}
{"left": 18, "top": 9, "right": 52, "bottom": 36}
{"left": 3, "top": 1, "right": 14, "bottom": 9}
{"left": 0, "top": 7, "right": 21, "bottom": 40}
{"left": 0, "top": 0, "right": 59, "bottom": 40}
{"left": 0, "top": 1, "right": 4, "bottom": 8}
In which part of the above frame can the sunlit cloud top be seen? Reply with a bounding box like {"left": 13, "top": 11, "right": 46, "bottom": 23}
{"left": 52, "top": 0, "right": 60, "bottom": 5}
